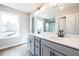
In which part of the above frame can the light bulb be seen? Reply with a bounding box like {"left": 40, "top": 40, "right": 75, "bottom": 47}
{"left": 40, "top": 5, "right": 46, "bottom": 12}
{"left": 60, "top": 6, "right": 64, "bottom": 10}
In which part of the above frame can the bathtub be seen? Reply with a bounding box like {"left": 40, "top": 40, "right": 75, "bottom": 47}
{"left": 0, "top": 32, "right": 26, "bottom": 50}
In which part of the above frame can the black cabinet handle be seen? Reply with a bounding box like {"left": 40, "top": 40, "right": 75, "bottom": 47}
{"left": 50, "top": 51, "right": 55, "bottom": 56}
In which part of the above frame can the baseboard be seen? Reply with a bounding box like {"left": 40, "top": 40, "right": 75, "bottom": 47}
{"left": 0, "top": 42, "right": 27, "bottom": 51}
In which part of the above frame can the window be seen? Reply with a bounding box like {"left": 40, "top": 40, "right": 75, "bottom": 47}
{"left": 0, "top": 11, "right": 19, "bottom": 37}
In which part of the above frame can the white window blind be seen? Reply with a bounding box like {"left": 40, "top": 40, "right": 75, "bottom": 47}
{"left": 0, "top": 11, "right": 19, "bottom": 37}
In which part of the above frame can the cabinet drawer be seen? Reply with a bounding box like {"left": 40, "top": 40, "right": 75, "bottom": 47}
{"left": 35, "top": 47, "right": 39, "bottom": 52}
{"left": 41, "top": 39, "right": 79, "bottom": 56}
{"left": 34, "top": 36, "right": 41, "bottom": 56}
{"left": 35, "top": 47, "right": 40, "bottom": 56}
{"left": 35, "top": 37, "right": 40, "bottom": 42}
{"left": 35, "top": 41, "right": 40, "bottom": 47}
{"left": 34, "top": 36, "right": 41, "bottom": 49}
{"left": 35, "top": 52, "right": 39, "bottom": 56}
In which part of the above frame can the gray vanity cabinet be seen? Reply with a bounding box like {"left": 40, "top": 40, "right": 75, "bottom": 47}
{"left": 41, "top": 45, "right": 51, "bottom": 56}
{"left": 41, "top": 39, "right": 79, "bottom": 56}
{"left": 28, "top": 35, "right": 79, "bottom": 56}
{"left": 34, "top": 36, "right": 41, "bottom": 56}
{"left": 41, "top": 43, "right": 64, "bottom": 56}
{"left": 27, "top": 35, "right": 41, "bottom": 56}
{"left": 27, "top": 35, "right": 34, "bottom": 55}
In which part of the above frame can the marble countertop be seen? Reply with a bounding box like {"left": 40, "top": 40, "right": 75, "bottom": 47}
{"left": 30, "top": 32, "right": 79, "bottom": 50}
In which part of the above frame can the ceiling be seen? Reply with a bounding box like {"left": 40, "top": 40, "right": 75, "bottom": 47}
{"left": 1, "top": 3, "right": 42, "bottom": 14}
{"left": 1, "top": 3, "right": 79, "bottom": 19}
{"left": 37, "top": 3, "right": 79, "bottom": 19}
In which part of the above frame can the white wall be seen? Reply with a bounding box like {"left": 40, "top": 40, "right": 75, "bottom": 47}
{"left": 19, "top": 13, "right": 30, "bottom": 43}
{"left": 30, "top": 14, "right": 34, "bottom": 33}
{"left": 55, "top": 6, "right": 79, "bottom": 33}
{"left": 56, "top": 6, "right": 79, "bottom": 18}
{"left": 0, "top": 5, "right": 30, "bottom": 49}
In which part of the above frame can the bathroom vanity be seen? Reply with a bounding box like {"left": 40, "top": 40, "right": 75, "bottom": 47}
{"left": 28, "top": 3, "right": 79, "bottom": 56}
{"left": 28, "top": 33, "right": 79, "bottom": 56}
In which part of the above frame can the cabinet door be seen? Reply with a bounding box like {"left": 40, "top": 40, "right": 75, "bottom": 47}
{"left": 66, "top": 14, "right": 76, "bottom": 34}
{"left": 41, "top": 45, "right": 63, "bottom": 56}
{"left": 30, "top": 36, "right": 34, "bottom": 55}
{"left": 50, "top": 49, "right": 64, "bottom": 56}
{"left": 27, "top": 35, "right": 34, "bottom": 55}
{"left": 41, "top": 45, "right": 51, "bottom": 56}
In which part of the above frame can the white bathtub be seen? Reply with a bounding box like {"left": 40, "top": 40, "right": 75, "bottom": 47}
{"left": 0, "top": 32, "right": 26, "bottom": 50}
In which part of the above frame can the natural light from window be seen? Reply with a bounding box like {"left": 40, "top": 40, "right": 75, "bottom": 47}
{"left": 0, "top": 11, "right": 19, "bottom": 37}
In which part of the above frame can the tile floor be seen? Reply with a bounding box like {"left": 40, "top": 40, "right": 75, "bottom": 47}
{"left": 0, "top": 44, "right": 32, "bottom": 56}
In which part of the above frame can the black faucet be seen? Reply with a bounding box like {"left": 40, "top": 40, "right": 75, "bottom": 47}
{"left": 58, "top": 30, "right": 64, "bottom": 37}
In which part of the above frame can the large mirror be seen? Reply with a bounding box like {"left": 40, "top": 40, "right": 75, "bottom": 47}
{"left": 44, "top": 20, "right": 55, "bottom": 32}
{"left": 31, "top": 3, "right": 79, "bottom": 35}
{"left": 32, "top": 15, "right": 55, "bottom": 33}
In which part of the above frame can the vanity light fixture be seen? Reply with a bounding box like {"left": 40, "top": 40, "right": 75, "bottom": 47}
{"left": 34, "top": 8, "right": 40, "bottom": 15}
{"left": 34, "top": 3, "right": 46, "bottom": 15}
{"left": 49, "top": 3, "right": 64, "bottom": 10}
{"left": 40, "top": 4, "right": 46, "bottom": 12}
